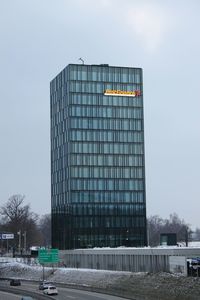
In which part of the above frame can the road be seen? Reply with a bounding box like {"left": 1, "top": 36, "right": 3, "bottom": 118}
{"left": 0, "top": 281, "right": 132, "bottom": 300}
{"left": 45, "top": 287, "right": 129, "bottom": 300}
{"left": 0, "top": 291, "right": 21, "bottom": 299}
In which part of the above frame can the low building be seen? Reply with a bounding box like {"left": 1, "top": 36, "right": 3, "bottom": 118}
{"left": 59, "top": 246, "right": 200, "bottom": 275}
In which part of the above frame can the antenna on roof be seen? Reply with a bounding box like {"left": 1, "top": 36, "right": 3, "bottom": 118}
{"left": 78, "top": 57, "right": 84, "bottom": 65}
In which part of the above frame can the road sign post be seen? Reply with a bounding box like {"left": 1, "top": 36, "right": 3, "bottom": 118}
{"left": 38, "top": 248, "right": 59, "bottom": 282}
{"left": 0, "top": 233, "right": 14, "bottom": 255}
{"left": 38, "top": 248, "right": 59, "bottom": 264}
{"left": 0, "top": 233, "right": 14, "bottom": 240}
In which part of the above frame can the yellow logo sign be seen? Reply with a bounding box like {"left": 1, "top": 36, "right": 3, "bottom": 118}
{"left": 104, "top": 89, "right": 141, "bottom": 97}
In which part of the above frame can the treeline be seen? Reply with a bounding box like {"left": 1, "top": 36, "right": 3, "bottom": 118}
{"left": 148, "top": 213, "right": 200, "bottom": 247}
{"left": 0, "top": 194, "right": 51, "bottom": 253}
{"left": 1, "top": 194, "right": 200, "bottom": 252}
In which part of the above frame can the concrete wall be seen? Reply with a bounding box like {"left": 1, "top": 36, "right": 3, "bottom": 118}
{"left": 61, "top": 252, "right": 169, "bottom": 272}
{"left": 59, "top": 247, "right": 200, "bottom": 274}
{"left": 169, "top": 256, "right": 187, "bottom": 275}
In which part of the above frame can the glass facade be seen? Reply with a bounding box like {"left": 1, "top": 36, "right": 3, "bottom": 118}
{"left": 50, "top": 64, "right": 147, "bottom": 249}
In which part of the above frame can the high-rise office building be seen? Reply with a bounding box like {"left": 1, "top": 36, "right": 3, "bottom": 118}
{"left": 50, "top": 64, "right": 147, "bottom": 249}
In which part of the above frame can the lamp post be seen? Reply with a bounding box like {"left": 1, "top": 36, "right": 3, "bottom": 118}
{"left": 17, "top": 230, "right": 21, "bottom": 254}
{"left": 23, "top": 231, "right": 27, "bottom": 253}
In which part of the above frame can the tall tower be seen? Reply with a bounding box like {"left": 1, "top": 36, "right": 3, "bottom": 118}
{"left": 50, "top": 64, "right": 147, "bottom": 249}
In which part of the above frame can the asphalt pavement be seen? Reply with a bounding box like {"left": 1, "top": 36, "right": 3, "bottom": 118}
{"left": 0, "top": 280, "right": 132, "bottom": 300}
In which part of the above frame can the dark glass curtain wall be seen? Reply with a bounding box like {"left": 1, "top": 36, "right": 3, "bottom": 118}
{"left": 51, "top": 64, "right": 147, "bottom": 249}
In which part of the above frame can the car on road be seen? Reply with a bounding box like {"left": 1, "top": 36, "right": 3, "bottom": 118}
{"left": 10, "top": 279, "right": 21, "bottom": 286}
{"left": 43, "top": 285, "right": 58, "bottom": 295}
{"left": 38, "top": 281, "right": 53, "bottom": 290}
{"left": 21, "top": 297, "right": 33, "bottom": 300}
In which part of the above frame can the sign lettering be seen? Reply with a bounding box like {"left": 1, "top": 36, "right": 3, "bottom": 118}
{"left": 104, "top": 89, "right": 141, "bottom": 97}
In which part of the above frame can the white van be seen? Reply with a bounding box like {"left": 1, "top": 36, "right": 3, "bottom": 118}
{"left": 43, "top": 285, "right": 58, "bottom": 295}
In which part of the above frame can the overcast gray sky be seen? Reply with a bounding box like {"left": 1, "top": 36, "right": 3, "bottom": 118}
{"left": 0, "top": 0, "right": 199, "bottom": 229}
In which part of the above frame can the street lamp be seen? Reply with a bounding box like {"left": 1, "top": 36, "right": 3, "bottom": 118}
{"left": 23, "top": 231, "right": 27, "bottom": 253}
{"left": 17, "top": 230, "right": 21, "bottom": 254}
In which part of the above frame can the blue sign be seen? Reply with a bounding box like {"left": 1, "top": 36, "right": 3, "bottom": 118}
{"left": 0, "top": 233, "right": 14, "bottom": 239}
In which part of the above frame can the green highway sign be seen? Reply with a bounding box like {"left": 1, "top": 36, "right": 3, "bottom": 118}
{"left": 38, "top": 248, "right": 59, "bottom": 264}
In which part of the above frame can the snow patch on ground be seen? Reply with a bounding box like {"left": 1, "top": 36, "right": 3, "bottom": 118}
{"left": 0, "top": 261, "right": 133, "bottom": 287}
{"left": 1, "top": 259, "right": 200, "bottom": 300}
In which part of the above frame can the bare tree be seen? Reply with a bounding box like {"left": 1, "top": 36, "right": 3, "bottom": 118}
{"left": 163, "top": 213, "right": 191, "bottom": 245}
{"left": 1, "top": 195, "right": 32, "bottom": 225}
{"left": 38, "top": 214, "right": 51, "bottom": 247}
{"left": 193, "top": 228, "right": 200, "bottom": 241}
{"left": 147, "top": 215, "right": 165, "bottom": 246}
{"left": 147, "top": 213, "right": 191, "bottom": 247}
{"left": 0, "top": 194, "right": 42, "bottom": 252}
